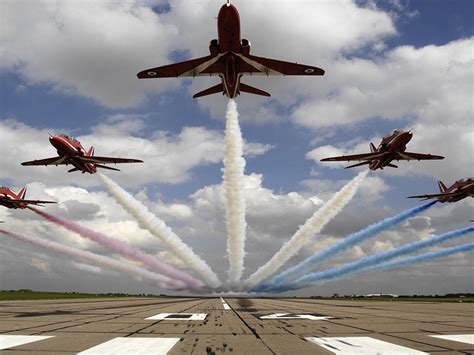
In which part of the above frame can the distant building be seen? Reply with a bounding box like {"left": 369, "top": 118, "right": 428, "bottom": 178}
{"left": 365, "top": 293, "right": 399, "bottom": 298}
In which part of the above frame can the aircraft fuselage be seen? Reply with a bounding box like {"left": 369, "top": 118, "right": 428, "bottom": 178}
{"left": 49, "top": 135, "right": 96, "bottom": 174}
{"left": 0, "top": 188, "right": 26, "bottom": 209}
{"left": 216, "top": 3, "right": 243, "bottom": 98}
{"left": 369, "top": 130, "right": 413, "bottom": 170}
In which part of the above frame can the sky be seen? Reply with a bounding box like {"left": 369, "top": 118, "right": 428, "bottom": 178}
{"left": 0, "top": 0, "right": 473, "bottom": 296}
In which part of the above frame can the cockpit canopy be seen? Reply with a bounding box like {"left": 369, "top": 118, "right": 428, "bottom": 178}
{"left": 383, "top": 129, "right": 403, "bottom": 139}
{"left": 59, "top": 134, "right": 79, "bottom": 143}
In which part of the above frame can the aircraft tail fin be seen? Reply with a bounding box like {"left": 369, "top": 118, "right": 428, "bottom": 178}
{"left": 87, "top": 146, "right": 95, "bottom": 157}
{"left": 438, "top": 180, "right": 448, "bottom": 193}
{"left": 345, "top": 161, "right": 370, "bottom": 169}
{"left": 239, "top": 82, "right": 271, "bottom": 97}
{"left": 18, "top": 187, "right": 27, "bottom": 199}
{"left": 370, "top": 143, "right": 376, "bottom": 153}
{"left": 96, "top": 164, "right": 120, "bottom": 172}
{"left": 193, "top": 84, "right": 224, "bottom": 98}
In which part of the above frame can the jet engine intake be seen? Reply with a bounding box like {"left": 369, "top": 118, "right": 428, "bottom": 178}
{"left": 209, "top": 39, "right": 219, "bottom": 56}
{"left": 241, "top": 38, "right": 251, "bottom": 55}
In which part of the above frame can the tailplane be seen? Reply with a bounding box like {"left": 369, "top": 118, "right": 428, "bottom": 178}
{"left": 438, "top": 180, "right": 448, "bottom": 193}
{"left": 239, "top": 82, "right": 271, "bottom": 97}
{"left": 193, "top": 84, "right": 224, "bottom": 98}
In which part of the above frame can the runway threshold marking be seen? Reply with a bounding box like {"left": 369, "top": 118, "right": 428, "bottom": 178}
{"left": 429, "top": 334, "right": 474, "bottom": 345}
{"left": 78, "top": 337, "right": 179, "bottom": 355}
{"left": 145, "top": 313, "right": 207, "bottom": 321}
{"left": 259, "top": 313, "right": 333, "bottom": 320}
{"left": 0, "top": 335, "right": 53, "bottom": 350}
{"left": 305, "top": 336, "right": 428, "bottom": 354}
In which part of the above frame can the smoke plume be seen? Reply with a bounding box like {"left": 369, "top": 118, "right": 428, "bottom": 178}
{"left": 223, "top": 99, "right": 247, "bottom": 285}
{"left": 99, "top": 173, "right": 221, "bottom": 288}
{"left": 0, "top": 228, "right": 184, "bottom": 290}
{"left": 260, "top": 201, "right": 437, "bottom": 291}
{"left": 29, "top": 207, "right": 204, "bottom": 289}
{"left": 245, "top": 171, "right": 367, "bottom": 289}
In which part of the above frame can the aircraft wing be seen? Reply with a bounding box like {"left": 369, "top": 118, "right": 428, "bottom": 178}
{"left": 21, "top": 157, "right": 67, "bottom": 166}
{"left": 11, "top": 199, "right": 56, "bottom": 206}
{"left": 78, "top": 156, "right": 143, "bottom": 165}
{"left": 237, "top": 53, "right": 325, "bottom": 76}
{"left": 137, "top": 54, "right": 222, "bottom": 78}
{"left": 396, "top": 152, "right": 445, "bottom": 161}
{"left": 321, "top": 152, "right": 384, "bottom": 162}
{"left": 407, "top": 192, "right": 457, "bottom": 200}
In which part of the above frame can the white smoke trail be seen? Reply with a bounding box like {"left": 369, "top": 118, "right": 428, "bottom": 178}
{"left": 245, "top": 171, "right": 368, "bottom": 288}
{"left": 99, "top": 173, "right": 221, "bottom": 288}
{"left": 0, "top": 228, "right": 184, "bottom": 290}
{"left": 223, "top": 99, "right": 247, "bottom": 285}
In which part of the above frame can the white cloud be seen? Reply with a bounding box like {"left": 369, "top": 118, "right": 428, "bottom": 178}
{"left": 0, "top": 116, "right": 272, "bottom": 188}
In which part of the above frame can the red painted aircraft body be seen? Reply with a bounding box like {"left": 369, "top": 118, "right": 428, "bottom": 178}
{"left": 0, "top": 187, "right": 55, "bottom": 209}
{"left": 137, "top": 3, "right": 324, "bottom": 98}
{"left": 320, "top": 129, "right": 444, "bottom": 170}
{"left": 408, "top": 178, "right": 474, "bottom": 203}
{"left": 21, "top": 134, "right": 143, "bottom": 174}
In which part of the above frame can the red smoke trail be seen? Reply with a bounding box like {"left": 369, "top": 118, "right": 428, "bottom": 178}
{"left": 29, "top": 207, "right": 204, "bottom": 289}
{"left": 0, "top": 228, "right": 184, "bottom": 290}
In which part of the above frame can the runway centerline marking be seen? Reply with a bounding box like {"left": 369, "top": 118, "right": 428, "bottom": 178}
{"left": 145, "top": 313, "right": 207, "bottom": 321}
{"left": 305, "top": 336, "right": 428, "bottom": 354}
{"left": 430, "top": 334, "right": 474, "bottom": 345}
{"left": 78, "top": 337, "right": 179, "bottom": 354}
{"left": 220, "top": 297, "right": 231, "bottom": 309}
{"left": 0, "top": 335, "right": 53, "bottom": 350}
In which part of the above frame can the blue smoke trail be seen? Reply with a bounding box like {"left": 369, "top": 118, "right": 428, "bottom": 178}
{"left": 262, "top": 243, "right": 474, "bottom": 293}
{"left": 370, "top": 242, "right": 474, "bottom": 272}
{"left": 294, "top": 225, "right": 473, "bottom": 286}
{"left": 254, "top": 201, "right": 437, "bottom": 292}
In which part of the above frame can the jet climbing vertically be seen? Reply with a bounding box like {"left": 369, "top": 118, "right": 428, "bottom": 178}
{"left": 137, "top": 2, "right": 325, "bottom": 98}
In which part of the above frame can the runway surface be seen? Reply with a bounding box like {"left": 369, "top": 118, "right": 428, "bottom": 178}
{"left": 0, "top": 297, "right": 473, "bottom": 354}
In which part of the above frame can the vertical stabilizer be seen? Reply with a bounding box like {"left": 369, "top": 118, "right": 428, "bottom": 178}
{"left": 438, "top": 181, "right": 448, "bottom": 193}
{"left": 370, "top": 143, "right": 376, "bottom": 153}
{"left": 87, "top": 146, "right": 95, "bottom": 157}
{"left": 18, "top": 187, "right": 27, "bottom": 199}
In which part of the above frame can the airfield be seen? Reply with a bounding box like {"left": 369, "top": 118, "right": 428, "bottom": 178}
{"left": 1, "top": 297, "right": 473, "bottom": 354}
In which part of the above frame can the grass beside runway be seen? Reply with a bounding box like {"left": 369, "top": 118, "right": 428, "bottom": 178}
{"left": 0, "top": 290, "right": 146, "bottom": 301}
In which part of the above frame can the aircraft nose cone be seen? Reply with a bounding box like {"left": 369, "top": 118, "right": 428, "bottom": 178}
{"left": 404, "top": 131, "right": 413, "bottom": 142}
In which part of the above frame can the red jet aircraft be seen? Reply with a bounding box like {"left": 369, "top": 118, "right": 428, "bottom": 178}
{"left": 21, "top": 134, "right": 143, "bottom": 174}
{"left": 137, "top": 2, "right": 324, "bottom": 98}
{"left": 408, "top": 178, "right": 474, "bottom": 203}
{"left": 0, "top": 187, "right": 56, "bottom": 209}
{"left": 320, "top": 129, "right": 444, "bottom": 170}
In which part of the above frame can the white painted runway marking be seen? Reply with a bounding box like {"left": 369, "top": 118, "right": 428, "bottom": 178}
{"left": 78, "top": 337, "right": 179, "bottom": 355}
{"left": 306, "top": 336, "right": 428, "bottom": 354}
{"left": 223, "top": 303, "right": 231, "bottom": 310}
{"left": 145, "top": 313, "right": 207, "bottom": 321}
{"left": 430, "top": 334, "right": 474, "bottom": 345}
{"left": 0, "top": 335, "right": 53, "bottom": 350}
{"left": 260, "top": 313, "right": 333, "bottom": 321}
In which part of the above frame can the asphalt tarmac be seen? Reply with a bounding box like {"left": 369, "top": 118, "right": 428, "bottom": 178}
{"left": 0, "top": 297, "right": 473, "bottom": 354}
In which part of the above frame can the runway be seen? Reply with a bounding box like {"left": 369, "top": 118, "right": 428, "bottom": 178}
{"left": 0, "top": 297, "right": 473, "bottom": 354}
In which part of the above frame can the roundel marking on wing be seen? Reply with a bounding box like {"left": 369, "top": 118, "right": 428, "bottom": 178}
{"left": 147, "top": 71, "right": 158, "bottom": 76}
{"left": 304, "top": 68, "right": 315, "bottom": 73}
